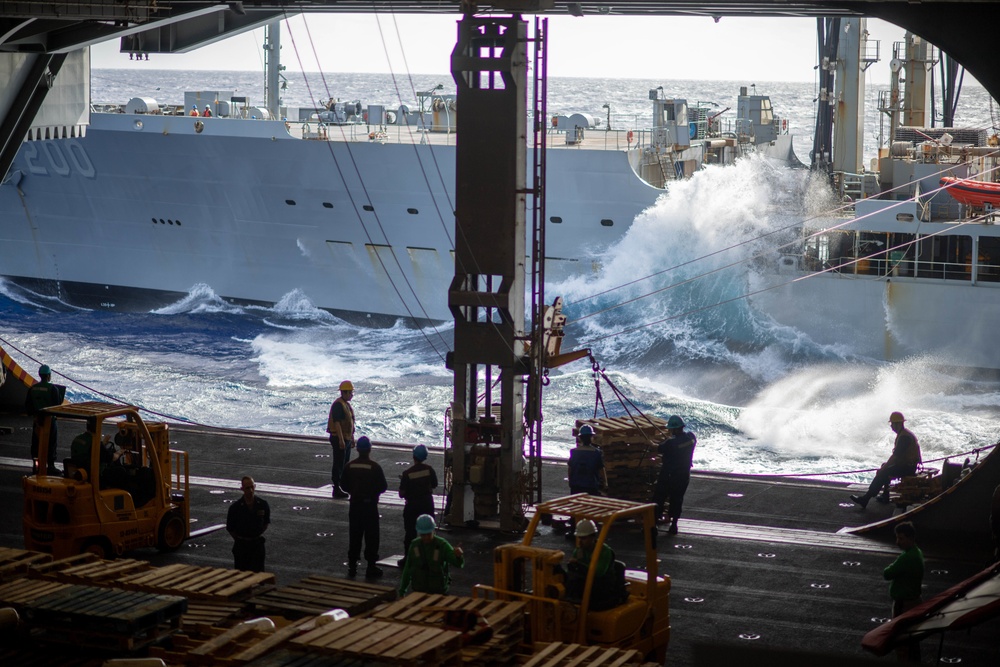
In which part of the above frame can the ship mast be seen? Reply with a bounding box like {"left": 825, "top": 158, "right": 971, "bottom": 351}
{"left": 264, "top": 21, "right": 282, "bottom": 120}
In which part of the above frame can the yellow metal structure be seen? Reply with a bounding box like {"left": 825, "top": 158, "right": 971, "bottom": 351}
{"left": 22, "top": 401, "right": 190, "bottom": 559}
{"left": 473, "top": 494, "right": 669, "bottom": 661}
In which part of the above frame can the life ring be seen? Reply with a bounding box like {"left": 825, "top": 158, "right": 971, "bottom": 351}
{"left": 627, "top": 130, "right": 634, "bottom": 143}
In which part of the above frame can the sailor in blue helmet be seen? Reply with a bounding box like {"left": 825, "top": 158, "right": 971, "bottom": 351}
{"left": 398, "top": 514, "right": 464, "bottom": 596}
{"left": 340, "top": 436, "right": 387, "bottom": 578}
{"left": 24, "top": 364, "right": 66, "bottom": 475}
{"left": 398, "top": 444, "right": 438, "bottom": 563}
{"left": 189, "top": 104, "right": 199, "bottom": 117}
{"left": 652, "top": 415, "right": 697, "bottom": 535}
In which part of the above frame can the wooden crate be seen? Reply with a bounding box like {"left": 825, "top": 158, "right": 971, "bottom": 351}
{"left": 520, "top": 642, "right": 645, "bottom": 667}
{"left": 118, "top": 562, "right": 275, "bottom": 601}
{"left": 372, "top": 592, "right": 525, "bottom": 666}
{"left": 575, "top": 417, "right": 665, "bottom": 503}
{"left": 291, "top": 616, "right": 463, "bottom": 666}
{"left": 0, "top": 547, "right": 52, "bottom": 583}
{"left": 249, "top": 574, "right": 396, "bottom": 618}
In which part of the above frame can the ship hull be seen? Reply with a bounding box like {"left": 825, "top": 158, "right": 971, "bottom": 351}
{"left": 1, "top": 114, "right": 662, "bottom": 321}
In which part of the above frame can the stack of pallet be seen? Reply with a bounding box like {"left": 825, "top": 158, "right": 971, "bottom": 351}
{"left": 372, "top": 592, "right": 526, "bottom": 666}
{"left": 575, "top": 416, "right": 666, "bottom": 503}
{"left": 290, "top": 616, "right": 464, "bottom": 666}
{"left": 0, "top": 577, "right": 187, "bottom": 652}
{"left": 248, "top": 574, "right": 397, "bottom": 619}
{"left": 521, "top": 642, "right": 657, "bottom": 667}
{"left": 0, "top": 546, "right": 51, "bottom": 583}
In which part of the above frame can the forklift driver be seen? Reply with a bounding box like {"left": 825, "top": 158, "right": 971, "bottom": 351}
{"left": 70, "top": 418, "right": 126, "bottom": 488}
{"left": 565, "top": 519, "right": 628, "bottom": 611}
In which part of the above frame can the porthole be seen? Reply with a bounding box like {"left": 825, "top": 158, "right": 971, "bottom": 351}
{"left": 176, "top": 220, "right": 182, "bottom": 226}
{"left": 323, "top": 202, "right": 333, "bottom": 209}
{"left": 168, "top": 219, "right": 174, "bottom": 225}
{"left": 407, "top": 208, "right": 418, "bottom": 215}
{"left": 194, "top": 121, "right": 204, "bottom": 133}
{"left": 550, "top": 216, "right": 563, "bottom": 223}
{"left": 286, "top": 199, "right": 296, "bottom": 206}
{"left": 151, "top": 217, "right": 157, "bottom": 224}
{"left": 363, "top": 205, "right": 374, "bottom": 212}
{"left": 159, "top": 218, "right": 165, "bottom": 224}
{"left": 600, "top": 219, "right": 614, "bottom": 227}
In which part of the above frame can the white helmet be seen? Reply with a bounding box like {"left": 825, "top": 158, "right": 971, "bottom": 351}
{"left": 575, "top": 518, "right": 597, "bottom": 537}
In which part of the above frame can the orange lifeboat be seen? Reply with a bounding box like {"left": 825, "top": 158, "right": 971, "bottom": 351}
{"left": 940, "top": 176, "right": 1000, "bottom": 208}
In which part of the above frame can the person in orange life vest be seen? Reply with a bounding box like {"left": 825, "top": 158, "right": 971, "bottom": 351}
{"left": 327, "top": 380, "right": 356, "bottom": 499}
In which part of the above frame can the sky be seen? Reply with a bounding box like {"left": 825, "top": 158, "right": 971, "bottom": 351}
{"left": 90, "top": 13, "right": 914, "bottom": 85}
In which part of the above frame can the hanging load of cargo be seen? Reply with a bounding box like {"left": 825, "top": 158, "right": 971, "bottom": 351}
{"left": 573, "top": 416, "right": 667, "bottom": 503}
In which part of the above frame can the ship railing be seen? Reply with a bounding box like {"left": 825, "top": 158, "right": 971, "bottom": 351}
{"left": 798, "top": 254, "right": 1000, "bottom": 284}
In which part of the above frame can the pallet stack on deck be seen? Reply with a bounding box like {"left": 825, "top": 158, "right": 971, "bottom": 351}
{"left": 248, "top": 574, "right": 397, "bottom": 619}
{"left": 290, "top": 616, "right": 464, "bottom": 666}
{"left": 372, "top": 592, "right": 526, "bottom": 666}
{"left": 520, "top": 642, "right": 655, "bottom": 666}
{"left": 575, "top": 416, "right": 666, "bottom": 503}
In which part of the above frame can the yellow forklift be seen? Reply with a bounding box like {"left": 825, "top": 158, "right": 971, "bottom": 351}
{"left": 473, "top": 494, "right": 670, "bottom": 661}
{"left": 23, "top": 401, "right": 190, "bottom": 559}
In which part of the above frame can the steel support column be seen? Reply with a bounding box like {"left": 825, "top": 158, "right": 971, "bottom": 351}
{"left": 447, "top": 14, "right": 527, "bottom": 532}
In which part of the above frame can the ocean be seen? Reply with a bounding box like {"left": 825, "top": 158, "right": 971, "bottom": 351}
{"left": 2, "top": 69, "right": 998, "bottom": 483}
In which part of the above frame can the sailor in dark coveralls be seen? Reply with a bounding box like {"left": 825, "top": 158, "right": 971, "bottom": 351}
{"left": 652, "top": 415, "right": 697, "bottom": 535}
{"left": 399, "top": 444, "right": 438, "bottom": 561}
{"left": 341, "top": 436, "right": 388, "bottom": 578}
{"left": 568, "top": 424, "right": 608, "bottom": 495}
{"left": 226, "top": 476, "right": 270, "bottom": 572}
{"left": 852, "top": 411, "right": 922, "bottom": 509}
{"left": 24, "top": 364, "right": 66, "bottom": 474}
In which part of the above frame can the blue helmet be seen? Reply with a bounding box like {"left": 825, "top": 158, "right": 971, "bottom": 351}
{"left": 356, "top": 436, "right": 372, "bottom": 452}
{"left": 413, "top": 444, "right": 428, "bottom": 461}
{"left": 416, "top": 514, "right": 436, "bottom": 534}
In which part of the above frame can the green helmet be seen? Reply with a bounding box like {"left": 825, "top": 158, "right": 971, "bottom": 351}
{"left": 666, "top": 415, "right": 685, "bottom": 429}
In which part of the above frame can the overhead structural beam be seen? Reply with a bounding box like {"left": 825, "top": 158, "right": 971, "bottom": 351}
{"left": 0, "top": 52, "right": 66, "bottom": 186}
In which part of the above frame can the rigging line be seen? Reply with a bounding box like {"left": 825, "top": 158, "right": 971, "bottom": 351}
{"left": 375, "top": 8, "right": 533, "bottom": 363}
{"left": 382, "top": 9, "right": 457, "bottom": 248}
{"left": 296, "top": 15, "right": 452, "bottom": 354}
{"left": 370, "top": 9, "right": 523, "bottom": 364}
{"left": 571, "top": 157, "right": 1000, "bottom": 309}
{"left": 571, "top": 164, "right": 1000, "bottom": 324}
{"left": 579, "top": 212, "right": 992, "bottom": 347}
{"left": 285, "top": 15, "right": 451, "bottom": 359}
{"left": 0, "top": 334, "right": 216, "bottom": 429}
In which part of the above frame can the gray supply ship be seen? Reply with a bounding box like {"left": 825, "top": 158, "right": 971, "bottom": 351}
{"left": 0, "top": 33, "right": 793, "bottom": 325}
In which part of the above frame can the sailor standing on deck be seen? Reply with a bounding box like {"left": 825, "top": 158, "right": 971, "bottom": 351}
{"left": 341, "top": 436, "right": 387, "bottom": 579}
{"left": 652, "top": 415, "right": 697, "bottom": 535}
{"left": 25, "top": 365, "right": 66, "bottom": 475}
{"left": 568, "top": 424, "right": 608, "bottom": 496}
{"left": 851, "top": 412, "right": 922, "bottom": 509}
{"left": 189, "top": 104, "right": 199, "bottom": 117}
{"left": 399, "top": 444, "right": 438, "bottom": 562}
{"left": 327, "top": 380, "right": 356, "bottom": 499}
{"left": 226, "top": 476, "right": 270, "bottom": 572}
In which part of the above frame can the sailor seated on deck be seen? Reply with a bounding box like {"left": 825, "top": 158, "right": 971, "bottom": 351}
{"left": 564, "top": 519, "right": 628, "bottom": 611}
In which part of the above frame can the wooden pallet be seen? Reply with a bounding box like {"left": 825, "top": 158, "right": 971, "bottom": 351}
{"left": 150, "top": 617, "right": 314, "bottom": 665}
{"left": 23, "top": 583, "right": 187, "bottom": 651}
{"left": 249, "top": 574, "right": 396, "bottom": 618}
{"left": 372, "top": 593, "right": 525, "bottom": 666}
{"left": 291, "top": 616, "right": 463, "bottom": 666}
{"left": 0, "top": 577, "right": 71, "bottom": 608}
{"left": 30, "top": 553, "right": 153, "bottom": 585}
{"left": 182, "top": 599, "right": 248, "bottom": 630}
{"left": 243, "top": 648, "right": 373, "bottom": 666}
{"left": 575, "top": 417, "right": 664, "bottom": 503}
{"left": 520, "top": 642, "right": 645, "bottom": 667}
{"left": 118, "top": 562, "right": 275, "bottom": 601}
{"left": 0, "top": 547, "right": 52, "bottom": 583}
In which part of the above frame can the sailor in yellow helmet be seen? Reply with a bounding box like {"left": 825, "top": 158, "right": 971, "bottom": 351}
{"left": 851, "top": 411, "right": 922, "bottom": 509}
{"left": 327, "top": 380, "right": 356, "bottom": 499}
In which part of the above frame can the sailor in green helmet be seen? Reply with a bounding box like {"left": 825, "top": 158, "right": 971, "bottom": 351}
{"left": 398, "top": 514, "right": 464, "bottom": 596}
